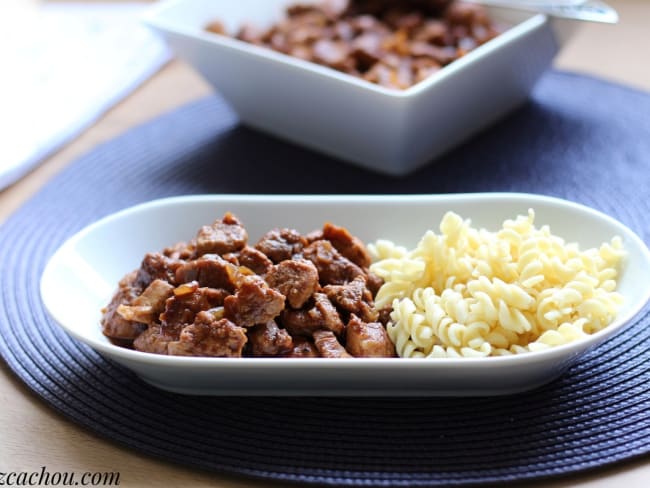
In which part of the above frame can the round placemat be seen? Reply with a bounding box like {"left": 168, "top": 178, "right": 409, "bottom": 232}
{"left": 1, "top": 71, "right": 649, "bottom": 487}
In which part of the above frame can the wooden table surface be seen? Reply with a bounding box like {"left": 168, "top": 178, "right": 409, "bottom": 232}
{"left": 1, "top": 1, "right": 649, "bottom": 486}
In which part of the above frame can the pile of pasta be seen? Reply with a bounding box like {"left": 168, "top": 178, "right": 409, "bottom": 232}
{"left": 369, "top": 210, "right": 625, "bottom": 358}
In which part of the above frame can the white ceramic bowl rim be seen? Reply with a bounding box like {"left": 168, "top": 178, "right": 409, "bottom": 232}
{"left": 40, "top": 193, "right": 650, "bottom": 370}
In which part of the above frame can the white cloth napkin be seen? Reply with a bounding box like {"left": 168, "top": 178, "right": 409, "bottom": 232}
{"left": 0, "top": 3, "right": 171, "bottom": 191}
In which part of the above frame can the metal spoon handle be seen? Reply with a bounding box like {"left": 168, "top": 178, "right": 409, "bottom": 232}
{"left": 467, "top": 0, "right": 619, "bottom": 24}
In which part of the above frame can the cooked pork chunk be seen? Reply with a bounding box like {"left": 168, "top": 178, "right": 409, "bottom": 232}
{"left": 323, "top": 275, "right": 378, "bottom": 322}
{"left": 195, "top": 212, "right": 248, "bottom": 256}
{"left": 247, "top": 321, "right": 294, "bottom": 357}
{"left": 313, "top": 330, "right": 352, "bottom": 358}
{"left": 133, "top": 325, "right": 174, "bottom": 354}
{"left": 255, "top": 228, "right": 307, "bottom": 263}
{"left": 236, "top": 246, "right": 274, "bottom": 275}
{"left": 167, "top": 313, "right": 247, "bottom": 357}
{"left": 224, "top": 276, "right": 285, "bottom": 327}
{"left": 265, "top": 259, "right": 319, "bottom": 309}
{"left": 161, "top": 282, "right": 229, "bottom": 334}
{"left": 174, "top": 254, "right": 241, "bottom": 291}
{"left": 281, "top": 293, "right": 344, "bottom": 337}
{"left": 286, "top": 337, "right": 320, "bottom": 357}
{"left": 303, "top": 240, "right": 365, "bottom": 286}
{"left": 117, "top": 279, "right": 174, "bottom": 325}
{"left": 322, "top": 222, "right": 372, "bottom": 268}
{"left": 101, "top": 271, "right": 146, "bottom": 341}
{"left": 135, "top": 252, "right": 183, "bottom": 288}
{"left": 346, "top": 314, "right": 396, "bottom": 357}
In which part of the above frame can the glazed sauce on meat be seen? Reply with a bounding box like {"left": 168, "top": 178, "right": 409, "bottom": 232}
{"left": 101, "top": 214, "right": 395, "bottom": 358}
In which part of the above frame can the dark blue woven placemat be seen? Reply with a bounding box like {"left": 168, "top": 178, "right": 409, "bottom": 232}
{"left": 1, "top": 71, "right": 649, "bottom": 486}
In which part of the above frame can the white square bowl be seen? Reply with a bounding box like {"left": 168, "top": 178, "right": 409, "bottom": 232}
{"left": 143, "top": 0, "right": 570, "bottom": 174}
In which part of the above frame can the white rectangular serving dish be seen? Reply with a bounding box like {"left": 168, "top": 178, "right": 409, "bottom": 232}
{"left": 40, "top": 194, "right": 650, "bottom": 396}
{"left": 142, "top": 0, "right": 573, "bottom": 175}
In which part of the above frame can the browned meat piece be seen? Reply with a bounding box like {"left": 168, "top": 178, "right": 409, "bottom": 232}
{"left": 313, "top": 293, "right": 345, "bottom": 334}
{"left": 350, "top": 32, "right": 384, "bottom": 69}
{"left": 286, "top": 337, "right": 320, "bottom": 357}
{"left": 302, "top": 240, "right": 365, "bottom": 286}
{"left": 323, "top": 275, "right": 378, "bottom": 322}
{"left": 221, "top": 252, "right": 239, "bottom": 265}
{"left": 325, "top": 0, "right": 351, "bottom": 17}
{"left": 135, "top": 279, "right": 175, "bottom": 308}
{"left": 363, "top": 62, "right": 399, "bottom": 89}
{"left": 161, "top": 282, "right": 229, "bottom": 334}
{"left": 313, "top": 330, "right": 352, "bottom": 358}
{"left": 101, "top": 271, "right": 146, "bottom": 341}
{"left": 387, "top": 10, "right": 424, "bottom": 31}
{"left": 281, "top": 293, "right": 344, "bottom": 337}
{"left": 365, "top": 271, "right": 384, "bottom": 296}
{"left": 286, "top": 3, "right": 320, "bottom": 17}
{"left": 312, "top": 39, "right": 354, "bottom": 72}
{"left": 168, "top": 313, "right": 248, "bottom": 357}
{"left": 280, "top": 308, "right": 322, "bottom": 337}
{"left": 255, "top": 228, "right": 307, "bottom": 263}
{"left": 236, "top": 23, "right": 266, "bottom": 44}
{"left": 163, "top": 240, "right": 196, "bottom": 260}
{"left": 135, "top": 252, "right": 183, "bottom": 288}
{"left": 322, "top": 222, "right": 372, "bottom": 268}
{"left": 224, "top": 276, "right": 286, "bottom": 327}
{"left": 410, "top": 41, "right": 457, "bottom": 64}
{"left": 289, "top": 44, "right": 314, "bottom": 61}
{"left": 376, "top": 306, "right": 393, "bottom": 326}
{"left": 195, "top": 212, "right": 248, "bottom": 256}
{"left": 117, "top": 279, "right": 174, "bottom": 325}
{"left": 350, "top": 13, "right": 388, "bottom": 31}
{"left": 333, "top": 18, "right": 354, "bottom": 41}
{"left": 304, "top": 229, "right": 324, "bottom": 243}
{"left": 413, "top": 19, "right": 449, "bottom": 44}
{"left": 133, "top": 325, "right": 174, "bottom": 355}
{"left": 264, "top": 259, "right": 319, "bottom": 309}
{"left": 237, "top": 246, "right": 273, "bottom": 275}
{"left": 345, "top": 314, "right": 396, "bottom": 357}
{"left": 444, "top": 1, "right": 490, "bottom": 27}
{"left": 323, "top": 275, "right": 367, "bottom": 310}
{"left": 205, "top": 20, "right": 226, "bottom": 35}
{"left": 247, "top": 321, "right": 294, "bottom": 357}
{"left": 269, "top": 31, "right": 290, "bottom": 54}
{"left": 175, "top": 254, "right": 240, "bottom": 291}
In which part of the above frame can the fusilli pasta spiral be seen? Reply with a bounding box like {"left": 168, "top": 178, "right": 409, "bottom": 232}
{"left": 371, "top": 210, "right": 625, "bottom": 358}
